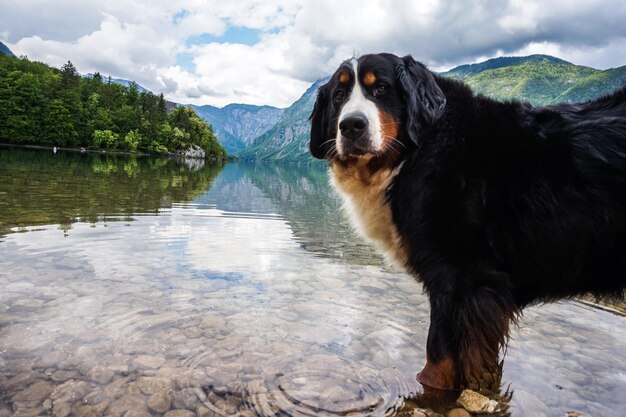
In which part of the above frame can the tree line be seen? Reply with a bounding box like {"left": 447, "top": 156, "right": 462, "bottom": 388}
{"left": 0, "top": 55, "right": 227, "bottom": 158}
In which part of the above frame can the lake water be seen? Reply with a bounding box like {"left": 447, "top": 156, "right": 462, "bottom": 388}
{"left": 0, "top": 147, "right": 624, "bottom": 417}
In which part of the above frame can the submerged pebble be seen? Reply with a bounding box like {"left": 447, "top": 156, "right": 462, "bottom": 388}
{"left": 456, "top": 390, "right": 499, "bottom": 414}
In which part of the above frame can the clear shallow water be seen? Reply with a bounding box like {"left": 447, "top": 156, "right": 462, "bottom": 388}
{"left": 0, "top": 147, "right": 624, "bottom": 417}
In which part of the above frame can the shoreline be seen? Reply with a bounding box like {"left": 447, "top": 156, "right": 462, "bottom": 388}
{"left": 0, "top": 142, "right": 231, "bottom": 161}
{"left": 1, "top": 142, "right": 151, "bottom": 157}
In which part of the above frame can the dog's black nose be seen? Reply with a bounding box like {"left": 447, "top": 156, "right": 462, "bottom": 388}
{"left": 339, "top": 113, "right": 369, "bottom": 139}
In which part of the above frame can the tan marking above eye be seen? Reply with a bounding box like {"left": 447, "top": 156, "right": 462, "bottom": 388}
{"left": 338, "top": 71, "right": 350, "bottom": 84}
{"left": 363, "top": 71, "right": 377, "bottom": 87}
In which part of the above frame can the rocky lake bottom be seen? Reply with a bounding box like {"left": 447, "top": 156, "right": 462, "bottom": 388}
{"left": 1, "top": 149, "right": 624, "bottom": 417}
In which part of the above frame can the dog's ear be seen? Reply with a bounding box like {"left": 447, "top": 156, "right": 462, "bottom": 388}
{"left": 396, "top": 55, "right": 446, "bottom": 146}
{"left": 309, "top": 83, "right": 331, "bottom": 159}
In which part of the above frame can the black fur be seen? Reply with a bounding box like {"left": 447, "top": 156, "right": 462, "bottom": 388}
{"left": 396, "top": 56, "right": 447, "bottom": 146}
{"left": 310, "top": 53, "right": 626, "bottom": 389}
{"left": 309, "top": 83, "right": 331, "bottom": 159}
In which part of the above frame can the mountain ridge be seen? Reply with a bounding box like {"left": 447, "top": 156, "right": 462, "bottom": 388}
{"left": 237, "top": 54, "right": 626, "bottom": 162}
{"left": 440, "top": 54, "right": 574, "bottom": 79}
{"left": 238, "top": 78, "right": 327, "bottom": 161}
{"left": 0, "top": 42, "right": 15, "bottom": 57}
{"left": 190, "top": 103, "right": 285, "bottom": 155}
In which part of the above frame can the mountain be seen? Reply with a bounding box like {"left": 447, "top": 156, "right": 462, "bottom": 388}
{"left": 191, "top": 103, "right": 284, "bottom": 155}
{"left": 441, "top": 54, "right": 626, "bottom": 105}
{"left": 0, "top": 42, "right": 15, "bottom": 57}
{"left": 554, "top": 66, "right": 626, "bottom": 103}
{"left": 441, "top": 54, "right": 570, "bottom": 80}
{"left": 108, "top": 77, "right": 149, "bottom": 93}
{"left": 238, "top": 78, "right": 327, "bottom": 162}
{"left": 239, "top": 55, "right": 626, "bottom": 162}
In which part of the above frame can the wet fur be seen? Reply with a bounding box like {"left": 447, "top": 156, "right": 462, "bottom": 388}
{"left": 310, "top": 53, "right": 626, "bottom": 389}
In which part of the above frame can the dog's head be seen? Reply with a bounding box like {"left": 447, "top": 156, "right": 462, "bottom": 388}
{"left": 309, "top": 53, "right": 446, "bottom": 162}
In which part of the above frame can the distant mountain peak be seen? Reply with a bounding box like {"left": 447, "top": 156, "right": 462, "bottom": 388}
{"left": 221, "top": 102, "right": 283, "bottom": 111}
{"left": 191, "top": 103, "right": 285, "bottom": 155}
{"left": 0, "top": 42, "right": 15, "bottom": 57}
{"left": 442, "top": 54, "right": 576, "bottom": 79}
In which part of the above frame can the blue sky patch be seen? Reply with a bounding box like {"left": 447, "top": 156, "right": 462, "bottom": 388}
{"left": 173, "top": 9, "right": 190, "bottom": 24}
{"left": 176, "top": 52, "right": 195, "bottom": 72}
{"left": 187, "top": 26, "right": 262, "bottom": 47}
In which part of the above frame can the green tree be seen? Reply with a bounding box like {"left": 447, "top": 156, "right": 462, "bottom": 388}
{"left": 43, "top": 99, "right": 78, "bottom": 145}
{"left": 0, "top": 54, "right": 228, "bottom": 157}
{"left": 60, "top": 61, "right": 80, "bottom": 90}
{"left": 170, "top": 126, "right": 190, "bottom": 150}
{"left": 168, "top": 105, "right": 226, "bottom": 158}
{"left": 83, "top": 92, "right": 114, "bottom": 147}
{"left": 157, "top": 93, "right": 167, "bottom": 124}
{"left": 123, "top": 129, "right": 141, "bottom": 152}
{"left": 92, "top": 129, "right": 120, "bottom": 149}
{"left": 112, "top": 104, "right": 139, "bottom": 135}
{"left": 127, "top": 82, "right": 140, "bottom": 107}
{"left": 1, "top": 71, "right": 45, "bottom": 143}
{"left": 57, "top": 61, "right": 82, "bottom": 141}
{"left": 100, "top": 80, "right": 125, "bottom": 110}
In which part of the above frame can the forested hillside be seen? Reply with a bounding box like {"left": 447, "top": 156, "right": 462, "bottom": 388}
{"left": 442, "top": 54, "right": 626, "bottom": 105}
{"left": 0, "top": 55, "right": 226, "bottom": 158}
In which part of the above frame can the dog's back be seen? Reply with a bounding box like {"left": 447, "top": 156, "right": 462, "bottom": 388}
{"left": 470, "top": 86, "right": 626, "bottom": 305}
{"left": 388, "top": 79, "right": 626, "bottom": 305}
{"left": 521, "top": 87, "right": 626, "bottom": 301}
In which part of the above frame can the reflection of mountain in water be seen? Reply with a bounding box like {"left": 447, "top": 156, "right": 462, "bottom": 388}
{"left": 0, "top": 147, "right": 225, "bottom": 234}
{"left": 191, "top": 163, "right": 278, "bottom": 215}
{"left": 241, "top": 163, "right": 384, "bottom": 266}
{"left": 191, "top": 162, "right": 381, "bottom": 265}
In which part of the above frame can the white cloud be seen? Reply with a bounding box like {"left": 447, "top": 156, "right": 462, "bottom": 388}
{"left": 170, "top": 40, "right": 310, "bottom": 107}
{"left": 207, "top": 1, "right": 301, "bottom": 30}
{"left": 0, "top": 0, "right": 103, "bottom": 42}
{"left": 170, "top": 11, "right": 227, "bottom": 39}
{"left": 3, "top": 0, "right": 626, "bottom": 108}
{"left": 11, "top": 14, "right": 175, "bottom": 88}
{"left": 498, "top": 0, "right": 541, "bottom": 32}
{"left": 509, "top": 38, "right": 626, "bottom": 70}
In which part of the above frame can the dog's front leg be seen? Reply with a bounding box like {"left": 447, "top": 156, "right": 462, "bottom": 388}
{"left": 417, "top": 283, "right": 516, "bottom": 390}
{"left": 417, "top": 292, "right": 458, "bottom": 390}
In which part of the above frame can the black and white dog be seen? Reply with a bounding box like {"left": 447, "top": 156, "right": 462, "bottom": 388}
{"left": 309, "top": 53, "right": 626, "bottom": 390}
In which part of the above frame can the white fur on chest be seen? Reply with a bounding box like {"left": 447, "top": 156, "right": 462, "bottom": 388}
{"left": 329, "top": 158, "right": 408, "bottom": 269}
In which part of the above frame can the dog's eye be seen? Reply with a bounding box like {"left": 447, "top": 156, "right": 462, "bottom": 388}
{"left": 374, "top": 84, "right": 387, "bottom": 96}
{"left": 334, "top": 90, "right": 346, "bottom": 101}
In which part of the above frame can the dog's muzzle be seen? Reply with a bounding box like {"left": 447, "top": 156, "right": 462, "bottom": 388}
{"left": 339, "top": 112, "right": 371, "bottom": 156}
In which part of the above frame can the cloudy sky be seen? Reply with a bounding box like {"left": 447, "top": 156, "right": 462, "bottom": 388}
{"left": 2, "top": 0, "right": 626, "bottom": 108}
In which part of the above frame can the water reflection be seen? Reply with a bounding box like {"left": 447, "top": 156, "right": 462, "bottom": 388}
{"left": 0, "top": 147, "right": 224, "bottom": 235}
{"left": 0, "top": 148, "right": 624, "bottom": 417}
{"left": 241, "top": 163, "right": 383, "bottom": 266}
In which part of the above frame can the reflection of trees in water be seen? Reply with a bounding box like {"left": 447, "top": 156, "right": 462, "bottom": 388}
{"left": 0, "top": 147, "right": 224, "bottom": 234}
{"left": 241, "top": 162, "right": 384, "bottom": 266}
{"left": 2, "top": 150, "right": 381, "bottom": 265}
